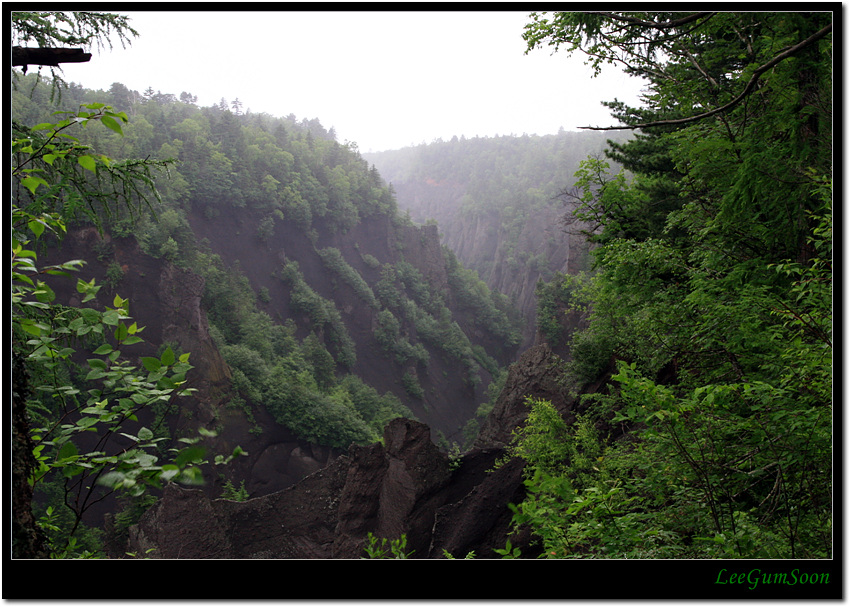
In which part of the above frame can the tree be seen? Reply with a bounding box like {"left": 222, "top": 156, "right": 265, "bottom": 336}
{"left": 11, "top": 12, "right": 234, "bottom": 558}
{"left": 515, "top": 11, "right": 832, "bottom": 558}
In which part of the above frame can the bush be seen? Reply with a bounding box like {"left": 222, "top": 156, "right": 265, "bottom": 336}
{"left": 567, "top": 327, "right": 615, "bottom": 385}
{"left": 401, "top": 371, "right": 425, "bottom": 399}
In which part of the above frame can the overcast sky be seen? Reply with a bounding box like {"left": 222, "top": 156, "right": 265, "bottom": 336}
{"left": 57, "top": 10, "right": 647, "bottom": 153}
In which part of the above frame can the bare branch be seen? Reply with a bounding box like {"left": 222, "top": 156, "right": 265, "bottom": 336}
{"left": 12, "top": 46, "right": 92, "bottom": 68}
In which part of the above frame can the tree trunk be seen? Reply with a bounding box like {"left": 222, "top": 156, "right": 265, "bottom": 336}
{"left": 12, "top": 352, "right": 49, "bottom": 559}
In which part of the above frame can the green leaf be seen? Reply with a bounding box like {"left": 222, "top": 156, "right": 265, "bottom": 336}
{"left": 93, "top": 344, "right": 113, "bottom": 355}
{"left": 62, "top": 465, "right": 87, "bottom": 479}
{"left": 114, "top": 322, "right": 128, "bottom": 342}
{"left": 28, "top": 219, "right": 45, "bottom": 238}
{"left": 97, "top": 471, "right": 126, "bottom": 489}
{"left": 78, "top": 155, "right": 97, "bottom": 172}
{"left": 160, "top": 346, "right": 175, "bottom": 367}
{"left": 141, "top": 357, "right": 161, "bottom": 373}
{"left": 100, "top": 115, "right": 123, "bottom": 135}
{"left": 85, "top": 368, "right": 107, "bottom": 381}
{"left": 75, "top": 417, "right": 99, "bottom": 429}
{"left": 175, "top": 445, "right": 206, "bottom": 468}
{"left": 102, "top": 309, "right": 120, "bottom": 326}
{"left": 160, "top": 465, "right": 180, "bottom": 482}
{"left": 34, "top": 282, "right": 55, "bottom": 303}
{"left": 20, "top": 175, "right": 49, "bottom": 195}
{"left": 57, "top": 441, "right": 78, "bottom": 461}
{"left": 178, "top": 466, "right": 205, "bottom": 485}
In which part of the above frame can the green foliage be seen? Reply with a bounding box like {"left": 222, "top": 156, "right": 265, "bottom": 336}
{"left": 611, "top": 362, "right": 831, "bottom": 558}
{"left": 279, "top": 260, "right": 357, "bottom": 369}
{"left": 337, "top": 375, "right": 413, "bottom": 436}
{"left": 11, "top": 73, "right": 228, "bottom": 557}
{"left": 444, "top": 247, "right": 521, "bottom": 349}
{"left": 401, "top": 371, "right": 425, "bottom": 400}
{"left": 374, "top": 309, "right": 428, "bottom": 367}
{"left": 518, "top": 11, "right": 832, "bottom": 559}
{"left": 362, "top": 533, "right": 414, "bottom": 559}
{"left": 262, "top": 368, "right": 375, "bottom": 449}
{"left": 220, "top": 478, "right": 249, "bottom": 501}
{"left": 12, "top": 101, "right": 170, "bottom": 231}
{"left": 535, "top": 272, "right": 583, "bottom": 347}
{"left": 493, "top": 539, "right": 522, "bottom": 559}
{"left": 506, "top": 397, "right": 691, "bottom": 558}
{"left": 318, "top": 246, "right": 378, "bottom": 308}
{"left": 442, "top": 548, "right": 476, "bottom": 559}
{"left": 257, "top": 213, "right": 276, "bottom": 243}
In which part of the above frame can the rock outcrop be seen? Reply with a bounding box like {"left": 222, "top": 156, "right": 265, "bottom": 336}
{"left": 123, "top": 343, "right": 574, "bottom": 559}
{"left": 126, "top": 417, "right": 534, "bottom": 559}
{"left": 475, "top": 342, "right": 572, "bottom": 449}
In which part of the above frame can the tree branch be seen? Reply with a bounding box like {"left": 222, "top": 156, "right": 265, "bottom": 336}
{"left": 12, "top": 46, "right": 92, "bottom": 69}
{"left": 580, "top": 22, "right": 833, "bottom": 131}
{"left": 588, "top": 11, "right": 716, "bottom": 30}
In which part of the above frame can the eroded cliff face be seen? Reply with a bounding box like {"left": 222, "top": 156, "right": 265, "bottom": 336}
{"left": 42, "top": 229, "right": 341, "bottom": 523}
{"left": 41, "top": 202, "right": 554, "bottom": 558}
{"left": 185, "top": 204, "right": 515, "bottom": 445}
{"left": 39, "top": 199, "right": 522, "bottom": 530}
{"left": 125, "top": 418, "right": 532, "bottom": 559}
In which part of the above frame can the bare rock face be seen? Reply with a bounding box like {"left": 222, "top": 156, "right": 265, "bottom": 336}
{"left": 475, "top": 342, "right": 572, "bottom": 449}
{"left": 124, "top": 341, "right": 577, "bottom": 560}
{"left": 428, "top": 448, "right": 535, "bottom": 559}
{"left": 127, "top": 417, "right": 452, "bottom": 559}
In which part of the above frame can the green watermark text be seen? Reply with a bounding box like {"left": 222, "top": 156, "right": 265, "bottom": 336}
{"left": 715, "top": 568, "right": 830, "bottom": 591}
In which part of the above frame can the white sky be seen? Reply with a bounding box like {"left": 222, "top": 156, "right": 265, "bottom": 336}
{"left": 56, "top": 9, "right": 647, "bottom": 153}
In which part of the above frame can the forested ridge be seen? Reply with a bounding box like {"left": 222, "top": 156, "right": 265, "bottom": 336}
{"left": 11, "top": 10, "right": 833, "bottom": 572}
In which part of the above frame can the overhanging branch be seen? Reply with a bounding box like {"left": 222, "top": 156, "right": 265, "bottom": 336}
{"left": 580, "top": 22, "right": 832, "bottom": 131}
{"left": 12, "top": 46, "right": 92, "bottom": 71}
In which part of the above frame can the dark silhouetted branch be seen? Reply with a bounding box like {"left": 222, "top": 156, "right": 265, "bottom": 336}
{"left": 12, "top": 46, "right": 92, "bottom": 70}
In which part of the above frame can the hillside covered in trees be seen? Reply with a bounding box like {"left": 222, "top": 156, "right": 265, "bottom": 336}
{"left": 11, "top": 11, "right": 524, "bottom": 558}
{"left": 364, "top": 130, "right": 632, "bottom": 348}
{"left": 11, "top": 10, "right": 833, "bottom": 586}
